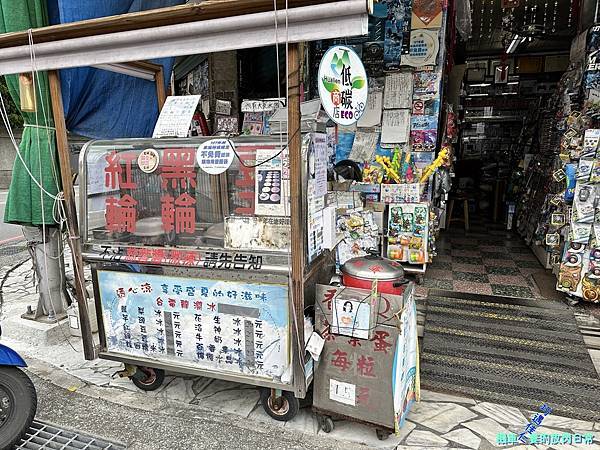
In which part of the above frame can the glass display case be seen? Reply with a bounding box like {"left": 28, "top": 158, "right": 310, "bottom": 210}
{"left": 78, "top": 135, "right": 333, "bottom": 419}
{"left": 80, "top": 136, "right": 295, "bottom": 266}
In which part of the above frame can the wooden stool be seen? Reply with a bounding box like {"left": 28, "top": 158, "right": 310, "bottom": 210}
{"left": 446, "top": 198, "right": 470, "bottom": 231}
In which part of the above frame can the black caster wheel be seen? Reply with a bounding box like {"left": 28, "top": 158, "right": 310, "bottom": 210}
{"left": 130, "top": 367, "right": 165, "bottom": 391}
{"left": 317, "top": 414, "right": 334, "bottom": 433}
{"left": 376, "top": 429, "right": 389, "bottom": 441}
{"left": 416, "top": 274, "right": 424, "bottom": 285}
{"left": 260, "top": 388, "right": 299, "bottom": 422}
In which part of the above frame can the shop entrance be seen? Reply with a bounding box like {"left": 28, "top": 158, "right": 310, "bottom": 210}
{"left": 422, "top": 39, "right": 571, "bottom": 302}
{"left": 417, "top": 9, "right": 600, "bottom": 418}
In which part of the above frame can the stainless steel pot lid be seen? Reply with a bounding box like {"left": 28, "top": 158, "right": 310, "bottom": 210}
{"left": 341, "top": 253, "right": 404, "bottom": 280}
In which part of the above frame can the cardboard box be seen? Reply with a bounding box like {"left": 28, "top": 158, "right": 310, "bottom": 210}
{"left": 313, "top": 284, "right": 411, "bottom": 429}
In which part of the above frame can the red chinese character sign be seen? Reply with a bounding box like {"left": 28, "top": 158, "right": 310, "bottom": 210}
{"left": 318, "top": 46, "right": 368, "bottom": 126}
{"left": 197, "top": 139, "right": 235, "bottom": 175}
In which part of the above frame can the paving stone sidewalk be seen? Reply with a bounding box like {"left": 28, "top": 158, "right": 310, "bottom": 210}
{"left": 1, "top": 256, "right": 599, "bottom": 449}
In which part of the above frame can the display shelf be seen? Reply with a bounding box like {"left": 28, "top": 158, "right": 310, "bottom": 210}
{"left": 463, "top": 116, "right": 524, "bottom": 123}
{"left": 530, "top": 242, "right": 552, "bottom": 270}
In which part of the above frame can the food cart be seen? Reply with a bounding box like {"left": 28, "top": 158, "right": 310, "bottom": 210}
{"left": 79, "top": 134, "right": 333, "bottom": 420}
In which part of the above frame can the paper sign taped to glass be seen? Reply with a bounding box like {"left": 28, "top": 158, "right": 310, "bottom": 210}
{"left": 224, "top": 216, "right": 290, "bottom": 252}
{"left": 97, "top": 270, "right": 291, "bottom": 383}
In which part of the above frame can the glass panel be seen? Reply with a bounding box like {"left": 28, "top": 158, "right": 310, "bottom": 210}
{"left": 82, "top": 137, "right": 290, "bottom": 252}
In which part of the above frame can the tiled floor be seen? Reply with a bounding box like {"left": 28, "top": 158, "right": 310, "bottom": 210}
{"left": 420, "top": 217, "right": 549, "bottom": 300}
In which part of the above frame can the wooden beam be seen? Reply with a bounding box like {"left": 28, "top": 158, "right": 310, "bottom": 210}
{"left": 48, "top": 70, "right": 95, "bottom": 360}
{"left": 0, "top": 0, "right": 341, "bottom": 49}
{"left": 154, "top": 64, "right": 166, "bottom": 112}
{"left": 287, "top": 43, "right": 307, "bottom": 398}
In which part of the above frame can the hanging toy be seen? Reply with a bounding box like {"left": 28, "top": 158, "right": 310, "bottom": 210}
{"left": 375, "top": 155, "right": 401, "bottom": 183}
{"left": 419, "top": 146, "right": 450, "bottom": 183}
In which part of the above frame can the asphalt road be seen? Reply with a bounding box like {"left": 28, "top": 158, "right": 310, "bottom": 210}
{"left": 29, "top": 372, "right": 351, "bottom": 450}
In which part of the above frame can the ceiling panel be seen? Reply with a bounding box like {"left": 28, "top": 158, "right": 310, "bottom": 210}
{"left": 466, "top": 0, "right": 578, "bottom": 55}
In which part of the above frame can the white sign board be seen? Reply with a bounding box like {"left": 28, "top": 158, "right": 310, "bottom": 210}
{"left": 152, "top": 95, "right": 201, "bottom": 138}
{"left": 318, "top": 45, "right": 368, "bottom": 126}
{"left": 197, "top": 139, "right": 235, "bottom": 175}
{"left": 329, "top": 379, "right": 356, "bottom": 406}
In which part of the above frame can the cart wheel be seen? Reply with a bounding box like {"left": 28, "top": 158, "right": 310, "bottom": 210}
{"left": 130, "top": 367, "right": 165, "bottom": 391}
{"left": 415, "top": 274, "right": 424, "bottom": 285}
{"left": 317, "top": 415, "right": 334, "bottom": 433}
{"left": 260, "top": 388, "right": 299, "bottom": 422}
{"left": 376, "top": 429, "right": 389, "bottom": 441}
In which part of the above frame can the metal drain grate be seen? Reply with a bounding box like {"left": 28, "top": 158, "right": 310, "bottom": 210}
{"left": 0, "top": 244, "right": 27, "bottom": 256}
{"left": 16, "top": 420, "right": 126, "bottom": 450}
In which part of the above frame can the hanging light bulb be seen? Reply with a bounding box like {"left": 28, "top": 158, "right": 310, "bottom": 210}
{"left": 18, "top": 73, "right": 36, "bottom": 113}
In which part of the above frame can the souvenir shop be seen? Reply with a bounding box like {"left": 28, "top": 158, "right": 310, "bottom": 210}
{"left": 2, "top": 0, "right": 597, "bottom": 428}
{"left": 84, "top": 0, "right": 600, "bottom": 421}
{"left": 420, "top": 0, "right": 600, "bottom": 306}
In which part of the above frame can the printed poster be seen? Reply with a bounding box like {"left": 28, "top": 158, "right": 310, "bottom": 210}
{"left": 381, "top": 109, "right": 411, "bottom": 146}
{"left": 384, "top": 72, "right": 414, "bottom": 109}
{"left": 401, "top": 30, "right": 440, "bottom": 68}
{"left": 383, "top": 0, "right": 412, "bottom": 69}
{"left": 98, "top": 271, "right": 290, "bottom": 382}
{"left": 393, "top": 293, "right": 418, "bottom": 431}
{"left": 357, "top": 88, "right": 383, "bottom": 127}
{"left": 254, "top": 148, "right": 288, "bottom": 216}
{"left": 387, "top": 203, "right": 429, "bottom": 264}
{"left": 311, "top": 133, "right": 328, "bottom": 198}
{"left": 411, "top": 0, "right": 443, "bottom": 29}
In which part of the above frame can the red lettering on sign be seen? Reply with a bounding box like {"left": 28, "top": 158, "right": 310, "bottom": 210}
{"left": 356, "top": 386, "right": 370, "bottom": 406}
{"left": 323, "top": 288, "right": 337, "bottom": 311}
{"left": 106, "top": 195, "right": 137, "bottom": 232}
{"left": 331, "top": 349, "right": 351, "bottom": 372}
{"left": 378, "top": 296, "right": 391, "bottom": 320}
{"left": 104, "top": 151, "right": 121, "bottom": 189}
{"left": 348, "top": 338, "right": 362, "bottom": 347}
{"left": 104, "top": 151, "right": 137, "bottom": 189}
{"left": 356, "top": 355, "right": 376, "bottom": 377}
{"left": 161, "top": 195, "right": 175, "bottom": 233}
{"left": 160, "top": 149, "right": 196, "bottom": 189}
{"left": 174, "top": 193, "right": 196, "bottom": 234}
{"left": 371, "top": 330, "right": 392, "bottom": 354}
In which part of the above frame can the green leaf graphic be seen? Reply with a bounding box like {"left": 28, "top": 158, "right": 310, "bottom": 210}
{"left": 322, "top": 77, "right": 339, "bottom": 93}
{"left": 351, "top": 76, "right": 366, "bottom": 89}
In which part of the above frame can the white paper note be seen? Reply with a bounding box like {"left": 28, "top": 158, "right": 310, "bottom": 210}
{"left": 381, "top": 109, "right": 410, "bottom": 145}
{"left": 384, "top": 73, "right": 413, "bottom": 109}
{"left": 349, "top": 130, "right": 379, "bottom": 162}
{"left": 358, "top": 89, "right": 383, "bottom": 127}
{"left": 329, "top": 379, "right": 356, "bottom": 406}
{"left": 306, "top": 331, "right": 325, "bottom": 361}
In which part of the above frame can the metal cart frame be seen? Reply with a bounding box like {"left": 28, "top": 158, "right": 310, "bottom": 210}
{"left": 0, "top": 0, "right": 372, "bottom": 421}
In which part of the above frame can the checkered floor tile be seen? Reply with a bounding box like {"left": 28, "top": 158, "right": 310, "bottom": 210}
{"left": 421, "top": 218, "right": 549, "bottom": 299}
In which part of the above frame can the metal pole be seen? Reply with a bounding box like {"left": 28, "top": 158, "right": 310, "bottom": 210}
{"left": 48, "top": 70, "right": 95, "bottom": 360}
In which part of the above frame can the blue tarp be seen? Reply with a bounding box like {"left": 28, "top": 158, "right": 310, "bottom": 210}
{"left": 47, "top": 0, "right": 185, "bottom": 139}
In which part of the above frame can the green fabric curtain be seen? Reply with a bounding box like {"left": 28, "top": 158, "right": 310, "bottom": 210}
{"left": 0, "top": 0, "right": 61, "bottom": 226}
